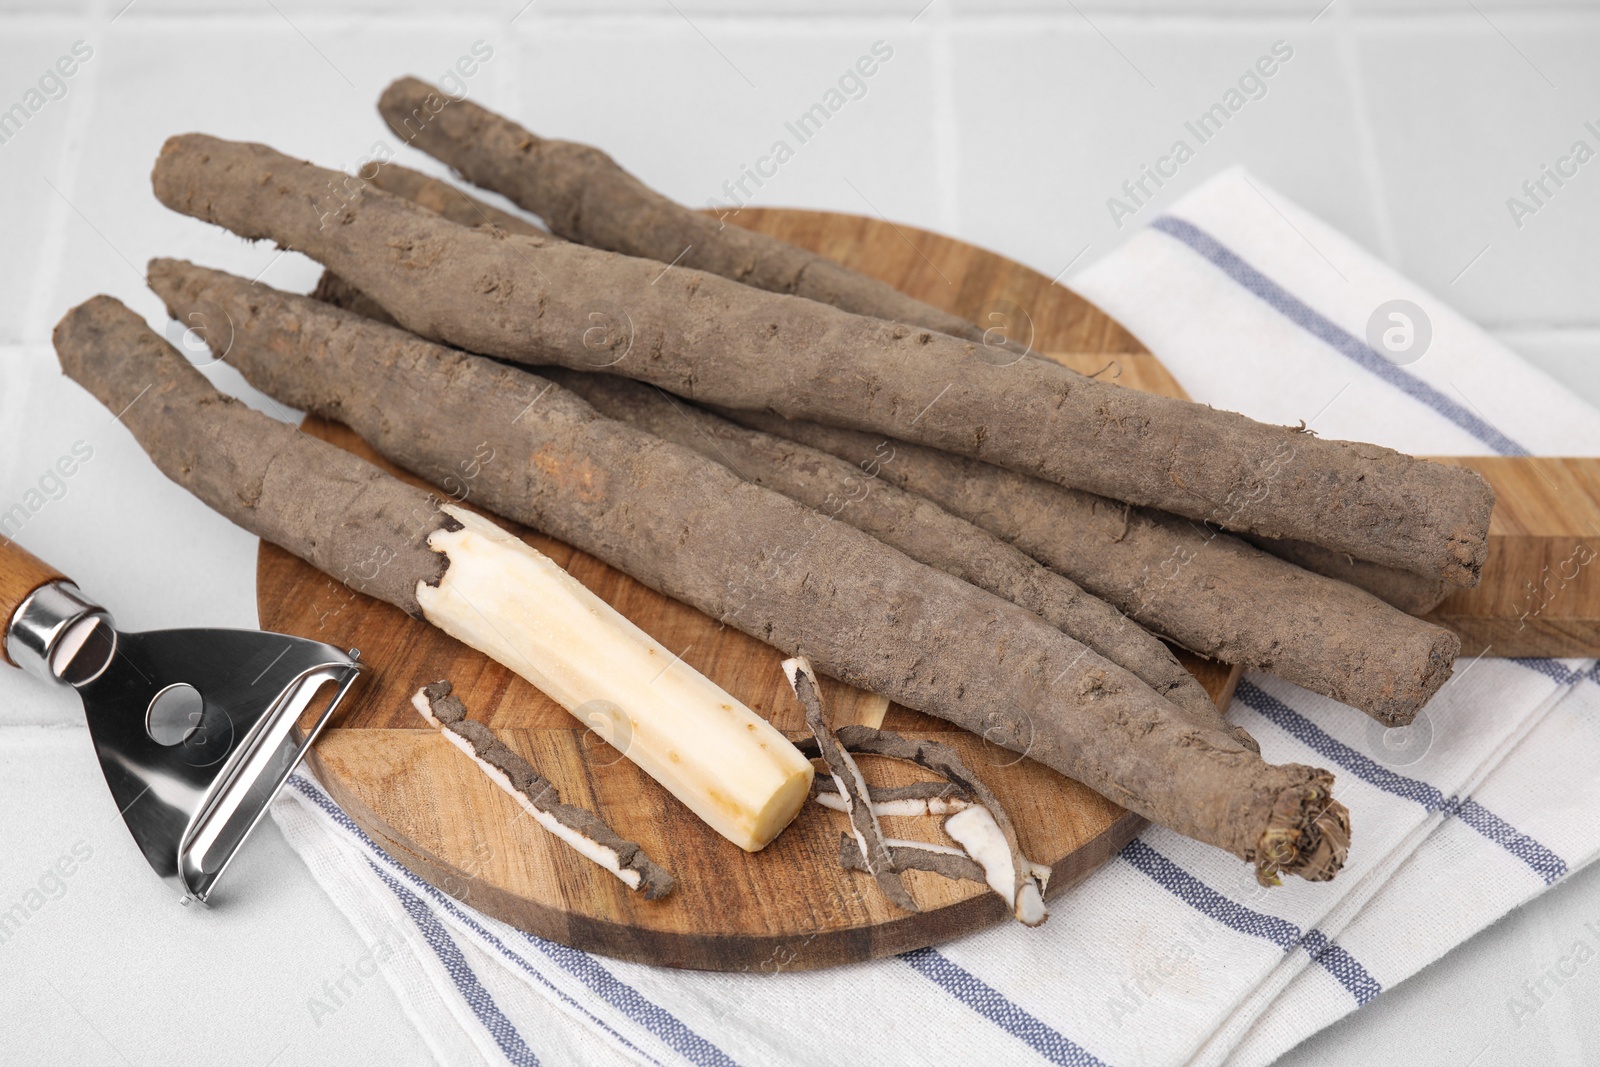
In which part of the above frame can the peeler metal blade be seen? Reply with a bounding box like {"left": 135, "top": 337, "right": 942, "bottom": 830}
{"left": 7, "top": 579, "right": 364, "bottom": 904}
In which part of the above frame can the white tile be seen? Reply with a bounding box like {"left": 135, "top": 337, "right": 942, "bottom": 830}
{"left": 0, "top": 727, "right": 433, "bottom": 1066}
{"left": 1356, "top": 14, "right": 1600, "bottom": 328}
{"left": 0, "top": 30, "right": 94, "bottom": 342}
{"left": 948, "top": 0, "right": 1600, "bottom": 13}
{"left": 0, "top": 340, "right": 290, "bottom": 684}
{"left": 949, "top": 22, "right": 1382, "bottom": 287}
{"left": 34, "top": 16, "right": 518, "bottom": 340}
{"left": 503, "top": 18, "right": 944, "bottom": 230}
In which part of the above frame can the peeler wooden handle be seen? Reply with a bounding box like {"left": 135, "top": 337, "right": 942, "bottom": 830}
{"left": 0, "top": 538, "right": 68, "bottom": 668}
{"left": 0, "top": 538, "right": 114, "bottom": 684}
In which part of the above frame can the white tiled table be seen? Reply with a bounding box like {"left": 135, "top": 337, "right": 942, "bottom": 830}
{"left": 2, "top": 2, "right": 1596, "bottom": 1063}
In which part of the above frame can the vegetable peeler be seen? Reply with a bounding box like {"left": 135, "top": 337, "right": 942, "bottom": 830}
{"left": 2, "top": 538, "right": 364, "bottom": 904}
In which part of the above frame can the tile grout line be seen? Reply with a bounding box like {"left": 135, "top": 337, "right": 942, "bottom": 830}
{"left": 10, "top": 7, "right": 1600, "bottom": 27}
{"left": 24, "top": 1, "right": 112, "bottom": 346}
{"left": 1333, "top": 6, "right": 1404, "bottom": 273}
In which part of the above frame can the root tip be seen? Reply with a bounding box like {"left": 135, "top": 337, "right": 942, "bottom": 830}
{"left": 1254, "top": 777, "right": 1350, "bottom": 885}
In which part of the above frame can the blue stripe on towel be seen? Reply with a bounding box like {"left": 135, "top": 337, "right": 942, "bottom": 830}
{"left": 1299, "top": 931, "right": 1382, "bottom": 1006}
{"left": 1150, "top": 215, "right": 1528, "bottom": 457}
{"left": 515, "top": 933, "right": 740, "bottom": 1067}
{"left": 1232, "top": 682, "right": 1569, "bottom": 884}
{"left": 288, "top": 775, "right": 732, "bottom": 1067}
{"left": 1119, "top": 840, "right": 1298, "bottom": 948}
{"left": 287, "top": 779, "right": 661, "bottom": 1065}
{"left": 1455, "top": 799, "right": 1568, "bottom": 886}
{"left": 391, "top": 873, "right": 732, "bottom": 1066}
{"left": 1511, "top": 658, "right": 1587, "bottom": 687}
{"left": 901, "top": 947, "right": 1111, "bottom": 1067}
{"left": 1234, "top": 681, "right": 1449, "bottom": 810}
{"left": 1120, "top": 839, "right": 1382, "bottom": 1004}
{"left": 369, "top": 860, "right": 542, "bottom": 1067}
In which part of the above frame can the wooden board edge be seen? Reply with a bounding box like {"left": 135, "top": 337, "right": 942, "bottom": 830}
{"left": 307, "top": 745, "right": 1146, "bottom": 972}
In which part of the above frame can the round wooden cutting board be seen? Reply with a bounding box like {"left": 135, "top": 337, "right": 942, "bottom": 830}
{"left": 257, "top": 208, "right": 1242, "bottom": 972}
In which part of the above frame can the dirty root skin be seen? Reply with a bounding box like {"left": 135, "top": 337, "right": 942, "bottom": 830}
{"left": 538, "top": 365, "right": 1244, "bottom": 744}
{"left": 312, "top": 157, "right": 1239, "bottom": 741}
{"left": 724, "top": 410, "right": 1462, "bottom": 728}
{"left": 1243, "top": 534, "right": 1453, "bottom": 616}
{"left": 360, "top": 159, "right": 557, "bottom": 239}
{"left": 313, "top": 160, "right": 555, "bottom": 324}
{"left": 798, "top": 724, "right": 1054, "bottom": 923}
{"left": 784, "top": 657, "right": 917, "bottom": 913}
{"left": 52, "top": 295, "right": 455, "bottom": 614}
{"left": 150, "top": 259, "right": 1349, "bottom": 882}
{"left": 149, "top": 133, "right": 1491, "bottom": 586}
{"left": 57, "top": 295, "right": 812, "bottom": 854}
{"left": 376, "top": 76, "right": 993, "bottom": 347}
{"left": 414, "top": 680, "right": 674, "bottom": 898}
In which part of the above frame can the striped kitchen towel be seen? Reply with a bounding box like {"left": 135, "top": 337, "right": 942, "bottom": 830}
{"left": 270, "top": 167, "right": 1600, "bottom": 1066}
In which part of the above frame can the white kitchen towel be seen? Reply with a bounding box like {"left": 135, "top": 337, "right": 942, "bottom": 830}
{"left": 1222, "top": 667, "right": 1600, "bottom": 1067}
{"left": 270, "top": 167, "right": 1600, "bottom": 1067}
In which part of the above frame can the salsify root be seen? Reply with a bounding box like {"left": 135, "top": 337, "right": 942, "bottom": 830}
{"left": 357, "top": 159, "right": 555, "bottom": 239}
{"left": 506, "top": 367, "right": 1241, "bottom": 743}
{"left": 1243, "top": 534, "right": 1453, "bottom": 615}
{"left": 306, "top": 198, "right": 1232, "bottom": 738}
{"left": 55, "top": 296, "right": 459, "bottom": 612}
{"left": 722, "top": 410, "right": 1463, "bottom": 728}
{"left": 313, "top": 159, "right": 556, "bottom": 323}
{"left": 375, "top": 76, "right": 1004, "bottom": 350}
{"left": 148, "top": 257, "right": 1350, "bottom": 883}
{"left": 342, "top": 121, "right": 1457, "bottom": 621}
{"left": 148, "top": 132, "right": 1493, "bottom": 585}
{"left": 52, "top": 295, "right": 813, "bottom": 853}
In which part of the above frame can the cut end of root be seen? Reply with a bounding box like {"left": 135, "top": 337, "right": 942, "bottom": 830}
{"left": 1253, "top": 775, "right": 1351, "bottom": 886}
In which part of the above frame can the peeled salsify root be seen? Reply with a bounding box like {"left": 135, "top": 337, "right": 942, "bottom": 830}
{"left": 413, "top": 680, "right": 674, "bottom": 898}
{"left": 51, "top": 295, "right": 812, "bottom": 855}
{"left": 797, "top": 726, "right": 1051, "bottom": 926}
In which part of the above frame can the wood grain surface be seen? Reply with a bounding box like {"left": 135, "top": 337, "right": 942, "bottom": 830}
{"left": 1425, "top": 457, "right": 1600, "bottom": 656}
